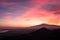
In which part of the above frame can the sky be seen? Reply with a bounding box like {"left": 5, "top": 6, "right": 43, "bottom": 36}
{"left": 0, "top": 0, "right": 60, "bottom": 28}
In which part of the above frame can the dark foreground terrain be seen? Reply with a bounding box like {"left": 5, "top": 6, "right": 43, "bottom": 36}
{"left": 0, "top": 28, "right": 60, "bottom": 40}
{"left": 0, "top": 24, "right": 60, "bottom": 40}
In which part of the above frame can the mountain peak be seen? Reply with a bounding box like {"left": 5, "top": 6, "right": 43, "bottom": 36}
{"left": 40, "top": 23, "right": 49, "bottom": 25}
{"left": 31, "top": 23, "right": 60, "bottom": 30}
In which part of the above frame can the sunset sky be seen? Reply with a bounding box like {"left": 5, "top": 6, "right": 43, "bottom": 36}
{"left": 0, "top": 0, "right": 60, "bottom": 28}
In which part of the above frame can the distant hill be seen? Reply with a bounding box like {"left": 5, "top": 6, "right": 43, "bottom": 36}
{"left": 30, "top": 23, "right": 60, "bottom": 30}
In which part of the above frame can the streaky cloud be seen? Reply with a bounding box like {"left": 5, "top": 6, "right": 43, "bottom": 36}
{"left": 41, "top": 4, "right": 60, "bottom": 11}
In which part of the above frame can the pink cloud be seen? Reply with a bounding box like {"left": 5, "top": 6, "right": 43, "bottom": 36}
{"left": 15, "top": 6, "right": 60, "bottom": 25}
{"left": 0, "top": 0, "right": 60, "bottom": 27}
{"left": 32, "top": 0, "right": 49, "bottom": 5}
{"left": 0, "top": 2, "right": 16, "bottom": 7}
{"left": 32, "top": 0, "right": 60, "bottom": 5}
{"left": 2, "top": 16, "right": 12, "bottom": 21}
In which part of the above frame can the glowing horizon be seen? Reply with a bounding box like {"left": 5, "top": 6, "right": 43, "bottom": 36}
{"left": 0, "top": 0, "right": 60, "bottom": 28}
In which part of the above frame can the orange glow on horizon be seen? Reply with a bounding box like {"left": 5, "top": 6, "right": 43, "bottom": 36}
{"left": 0, "top": 0, "right": 60, "bottom": 28}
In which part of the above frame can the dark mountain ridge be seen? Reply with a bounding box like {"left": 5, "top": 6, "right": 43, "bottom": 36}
{"left": 0, "top": 24, "right": 60, "bottom": 40}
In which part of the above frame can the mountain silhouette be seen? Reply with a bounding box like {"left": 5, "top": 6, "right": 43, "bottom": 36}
{"left": 30, "top": 23, "right": 60, "bottom": 30}
{"left": 19, "top": 27, "right": 60, "bottom": 40}
{"left": 0, "top": 24, "right": 60, "bottom": 40}
{"left": 20, "top": 24, "right": 60, "bottom": 40}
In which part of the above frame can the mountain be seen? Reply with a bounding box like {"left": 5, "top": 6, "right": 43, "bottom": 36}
{"left": 30, "top": 23, "right": 60, "bottom": 30}
{"left": 25, "top": 28, "right": 60, "bottom": 40}
{"left": 0, "top": 24, "right": 60, "bottom": 36}
{"left": 19, "top": 24, "right": 60, "bottom": 40}
{"left": 0, "top": 24, "right": 60, "bottom": 40}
